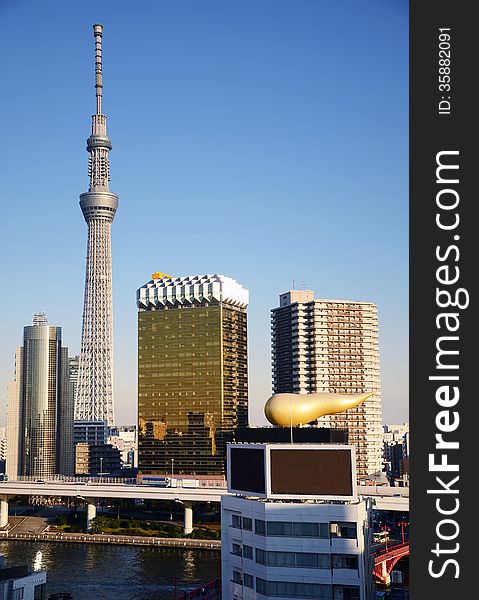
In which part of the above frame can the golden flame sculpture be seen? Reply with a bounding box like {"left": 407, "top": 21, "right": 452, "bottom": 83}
{"left": 264, "top": 392, "right": 374, "bottom": 427}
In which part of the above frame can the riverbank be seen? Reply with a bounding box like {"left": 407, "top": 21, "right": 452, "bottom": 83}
{"left": 0, "top": 530, "right": 221, "bottom": 549}
{"left": 0, "top": 540, "right": 221, "bottom": 599}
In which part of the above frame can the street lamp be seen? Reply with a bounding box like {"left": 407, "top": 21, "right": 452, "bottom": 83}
{"left": 382, "top": 525, "right": 391, "bottom": 552}
{"left": 397, "top": 520, "right": 409, "bottom": 545}
{"left": 170, "top": 458, "right": 175, "bottom": 521}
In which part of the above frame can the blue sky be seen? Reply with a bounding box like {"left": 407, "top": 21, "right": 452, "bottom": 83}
{"left": 0, "top": 0, "right": 408, "bottom": 426}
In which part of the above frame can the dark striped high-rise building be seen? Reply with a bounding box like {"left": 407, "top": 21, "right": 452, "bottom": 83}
{"left": 271, "top": 290, "right": 383, "bottom": 478}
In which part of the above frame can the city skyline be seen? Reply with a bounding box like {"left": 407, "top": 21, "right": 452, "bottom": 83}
{"left": 0, "top": 0, "right": 408, "bottom": 426}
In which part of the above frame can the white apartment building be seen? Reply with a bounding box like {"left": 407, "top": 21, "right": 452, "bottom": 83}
{"left": 221, "top": 495, "right": 373, "bottom": 600}
{"left": 271, "top": 291, "right": 383, "bottom": 477}
{"left": 0, "top": 555, "right": 46, "bottom": 600}
{"left": 108, "top": 426, "right": 137, "bottom": 468}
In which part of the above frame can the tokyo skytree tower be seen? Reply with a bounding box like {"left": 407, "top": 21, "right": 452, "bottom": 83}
{"left": 75, "top": 25, "right": 118, "bottom": 425}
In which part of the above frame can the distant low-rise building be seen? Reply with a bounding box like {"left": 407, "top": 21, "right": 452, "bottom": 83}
{"left": 75, "top": 443, "right": 121, "bottom": 475}
{"left": 107, "top": 425, "right": 137, "bottom": 468}
{"left": 383, "top": 423, "right": 409, "bottom": 483}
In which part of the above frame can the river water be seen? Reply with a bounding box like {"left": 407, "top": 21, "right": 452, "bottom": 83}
{"left": 0, "top": 541, "right": 221, "bottom": 599}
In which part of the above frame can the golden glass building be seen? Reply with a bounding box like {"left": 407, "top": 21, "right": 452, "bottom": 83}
{"left": 137, "top": 274, "right": 249, "bottom": 478}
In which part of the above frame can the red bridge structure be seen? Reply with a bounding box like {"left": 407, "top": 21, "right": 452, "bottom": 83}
{"left": 372, "top": 542, "right": 410, "bottom": 586}
{"left": 173, "top": 578, "right": 221, "bottom": 599}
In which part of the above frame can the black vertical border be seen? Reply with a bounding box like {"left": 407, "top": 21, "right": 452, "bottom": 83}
{"left": 411, "top": 1, "right": 476, "bottom": 597}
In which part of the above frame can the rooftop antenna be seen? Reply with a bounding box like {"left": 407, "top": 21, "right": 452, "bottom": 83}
{"left": 93, "top": 24, "right": 103, "bottom": 115}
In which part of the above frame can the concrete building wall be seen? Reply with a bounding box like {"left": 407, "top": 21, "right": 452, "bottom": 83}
{"left": 222, "top": 495, "right": 373, "bottom": 600}
{"left": 6, "top": 348, "right": 23, "bottom": 480}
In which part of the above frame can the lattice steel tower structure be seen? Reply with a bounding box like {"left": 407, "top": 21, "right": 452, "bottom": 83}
{"left": 75, "top": 24, "right": 118, "bottom": 425}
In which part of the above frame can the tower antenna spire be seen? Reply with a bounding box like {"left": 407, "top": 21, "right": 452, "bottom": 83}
{"left": 77, "top": 23, "right": 119, "bottom": 427}
{"left": 93, "top": 24, "right": 103, "bottom": 115}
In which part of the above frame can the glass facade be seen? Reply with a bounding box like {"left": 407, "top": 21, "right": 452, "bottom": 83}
{"left": 7, "top": 314, "right": 74, "bottom": 478}
{"left": 23, "top": 324, "right": 61, "bottom": 477}
{"left": 138, "top": 301, "right": 248, "bottom": 476}
{"left": 21, "top": 318, "right": 74, "bottom": 477}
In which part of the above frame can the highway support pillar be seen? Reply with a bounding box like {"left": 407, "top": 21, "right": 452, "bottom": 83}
{"left": 183, "top": 501, "right": 193, "bottom": 535}
{"left": 0, "top": 496, "right": 8, "bottom": 529}
{"left": 86, "top": 499, "right": 97, "bottom": 532}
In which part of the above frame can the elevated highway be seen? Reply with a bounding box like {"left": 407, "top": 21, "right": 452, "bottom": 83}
{"left": 0, "top": 480, "right": 409, "bottom": 532}
{"left": 0, "top": 480, "right": 224, "bottom": 533}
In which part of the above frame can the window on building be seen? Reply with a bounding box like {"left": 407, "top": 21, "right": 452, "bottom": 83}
{"left": 256, "top": 550, "right": 330, "bottom": 569}
{"left": 295, "top": 553, "right": 330, "bottom": 569}
{"left": 255, "top": 519, "right": 266, "bottom": 535}
{"left": 331, "top": 522, "right": 357, "bottom": 539}
{"left": 232, "top": 543, "right": 242, "bottom": 557}
{"left": 231, "top": 514, "right": 241, "bottom": 529}
{"left": 34, "top": 584, "right": 45, "bottom": 600}
{"left": 12, "top": 590, "right": 25, "bottom": 600}
{"left": 333, "top": 586, "right": 360, "bottom": 600}
{"left": 256, "top": 578, "right": 267, "bottom": 595}
{"left": 243, "top": 544, "right": 253, "bottom": 560}
{"left": 242, "top": 516, "right": 253, "bottom": 530}
{"left": 232, "top": 571, "right": 242, "bottom": 585}
{"left": 256, "top": 579, "right": 332, "bottom": 598}
{"left": 256, "top": 548, "right": 267, "bottom": 565}
{"left": 267, "top": 551, "right": 295, "bottom": 567}
{"left": 332, "top": 554, "right": 359, "bottom": 570}
{"left": 255, "top": 520, "right": 329, "bottom": 538}
{"left": 244, "top": 573, "right": 254, "bottom": 589}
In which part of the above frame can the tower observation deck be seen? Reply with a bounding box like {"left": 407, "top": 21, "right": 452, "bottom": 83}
{"left": 75, "top": 24, "right": 118, "bottom": 425}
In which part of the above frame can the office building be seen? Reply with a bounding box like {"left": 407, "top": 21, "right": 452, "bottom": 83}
{"left": 75, "top": 442, "right": 121, "bottom": 475}
{"left": 6, "top": 314, "right": 74, "bottom": 478}
{"left": 69, "top": 355, "right": 79, "bottom": 400}
{"left": 222, "top": 444, "right": 373, "bottom": 600}
{"left": 57, "top": 348, "right": 75, "bottom": 477}
{"left": 271, "top": 291, "right": 383, "bottom": 477}
{"left": 75, "top": 25, "right": 119, "bottom": 426}
{"left": 137, "top": 274, "right": 249, "bottom": 477}
{"left": 6, "top": 348, "right": 23, "bottom": 480}
{"left": 74, "top": 420, "right": 107, "bottom": 446}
